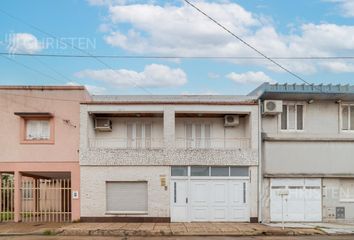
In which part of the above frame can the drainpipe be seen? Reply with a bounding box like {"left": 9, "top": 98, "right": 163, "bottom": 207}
{"left": 258, "top": 99, "right": 263, "bottom": 223}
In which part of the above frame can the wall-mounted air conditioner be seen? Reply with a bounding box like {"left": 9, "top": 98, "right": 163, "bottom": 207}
{"left": 263, "top": 100, "right": 283, "bottom": 115}
{"left": 224, "top": 115, "right": 239, "bottom": 127}
{"left": 94, "top": 118, "right": 112, "bottom": 132}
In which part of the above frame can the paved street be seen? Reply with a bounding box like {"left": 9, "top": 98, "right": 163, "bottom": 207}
{"left": 0, "top": 236, "right": 354, "bottom": 240}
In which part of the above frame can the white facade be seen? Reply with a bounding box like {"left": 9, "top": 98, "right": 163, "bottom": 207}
{"left": 256, "top": 84, "right": 354, "bottom": 223}
{"left": 79, "top": 96, "right": 260, "bottom": 222}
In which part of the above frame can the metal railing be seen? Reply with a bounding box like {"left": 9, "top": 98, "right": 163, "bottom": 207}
{"left": 21, "top": 178, "right": 71, "bottom": 222}
{"left": 0, "top": 175, "right": 14, "bottom": 222}
{"left": 89, "top": 138, "right": 164, "bottom": 149}
{"left": 175, "top": 137, "right": 250, "bottom": 149}
{"left": 89, "top": 137, "right": 250, "bottom": 150}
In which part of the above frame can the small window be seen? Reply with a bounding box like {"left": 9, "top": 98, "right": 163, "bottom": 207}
{"left": 211, "top": 167, "right": 229, "bottom": 176}
{"left": 106, "top": 182, "right": 147, "bottom": 213}
{"left": 281, "top": 104, "right": 304, "bottom": 130}
{"left": 22, "top": 181, "right": 33, "bottom": 200}
{"left": 341, "top": 105, "right": 354, "bottom": 131}
{"left": 26, "top": 119, "right": 50, "bottom": 140}
{"left": 230, "top": 167, "right": 249, "bottom": 176}
{"left": 191, "top": 166, "right": 209, "bottom": 176}
{"left": 171, "top": 166, "right": 188, "bottom": 176}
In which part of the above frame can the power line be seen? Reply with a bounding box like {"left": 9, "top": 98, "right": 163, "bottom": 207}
{"left": 0, "top": 55, "right": 67, "bottom": 85}
{"left": 0, "top": 8, "right": 152, "bottom": 95}
{"left": 183, "top": 0, "right": 316, "bottom": 86}
{"left": 1, "top": 52, "right": 354, "bottom": 60}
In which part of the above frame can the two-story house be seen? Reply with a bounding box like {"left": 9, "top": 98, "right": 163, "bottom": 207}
{"left": 250, "top": 83, "right": 354, "bottom": 223}
{"left": 79, "top": 95, "right": 260, "bottom": 222}
{"left": 0, "top": 86, "right": 90, "bottom": 222}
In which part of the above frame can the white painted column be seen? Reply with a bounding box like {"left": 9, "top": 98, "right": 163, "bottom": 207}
{"left": 163, "top": 106, "right": 175, "bottom": 148}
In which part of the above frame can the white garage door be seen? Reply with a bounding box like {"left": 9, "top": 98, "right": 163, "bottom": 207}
{"left": 190, "top": 179, "right": 248, "bottom": 221}
{"left": 170, "top": 166, "right": 250, "bottom": 222}
{"left": 270, "top": 178, "right": 322, "bottom": 222}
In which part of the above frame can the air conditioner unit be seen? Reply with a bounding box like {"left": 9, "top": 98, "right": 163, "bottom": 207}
{"left": 224, "top": 115, "right": 239, "bottom": 127}
{"left": 94, "top": 118, "right": 112, "bottom": 131}
{"left": 263, "top": 100, "right": 283, "bottom": 115}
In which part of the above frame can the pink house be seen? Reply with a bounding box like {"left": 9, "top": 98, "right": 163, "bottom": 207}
{"left": 0, "top": 86, "right": 90, "bottom": 222}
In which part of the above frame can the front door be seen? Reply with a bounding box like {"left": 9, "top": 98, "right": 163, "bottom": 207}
{"left": 170, "top": 179, "right": 188, "bottom": 222}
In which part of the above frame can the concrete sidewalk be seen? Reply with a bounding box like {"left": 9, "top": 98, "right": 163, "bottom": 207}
{"left": 0, "top": 222, "right": 325, "bottom": 237}
{"left": 266, "top": 222, "right": 354, "bottom": 235}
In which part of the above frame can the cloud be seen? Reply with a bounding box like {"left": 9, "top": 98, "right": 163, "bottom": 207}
{"left": 320, "top": 61, "right": 354, "bottom": 73}
{"left": 226, "top": 71, "right": 275, "bottom": 84}
{"left": 7, "top": 33, "right": 42, "bottom": 54}
{"left": 325, "top": 0, "right": 354, "bottom": 17}
{"left": 66, "top": 82, "right": 106, "bottom": 94}
{"left": 75, "top": 64, "right": 187, "bottom": 88}
{"left": 92, "top": 1, "right": 354, "bottom": 74}
{"left": 181, "top": 91, "right": 219, "bottom": 95}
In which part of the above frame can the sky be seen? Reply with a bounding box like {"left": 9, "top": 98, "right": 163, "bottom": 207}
{"left": 0, "top": 0, "right": 354, "bottom": 95}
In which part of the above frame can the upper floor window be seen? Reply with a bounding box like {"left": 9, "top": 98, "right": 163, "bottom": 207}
{"left": 127, "top": 122, "right": 152, "bottom": 149}
{"left": 341, "top": 104, "right": 354, "bottom": 131}
{"left": 14, "top": 112, "right": 54, "bottom": 144}
{"left": 26, "top": 119, "right": 50, "bottom": 140}
{"left": 281, "top": 104, "right": 304, "bottom": 130}
{"left": 185, "top": 123, "right": 211, "bottom": 148}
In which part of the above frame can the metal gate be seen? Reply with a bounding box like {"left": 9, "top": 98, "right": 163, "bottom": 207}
{"left": 0, "top": 175, "right": 14, "bottom": 222}
{"left": 21, "top": 178, "right": 71, "bottom": 222}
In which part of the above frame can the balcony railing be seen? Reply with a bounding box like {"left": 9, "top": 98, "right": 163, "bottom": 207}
{"left": 89, "top": 137, "right": 250, "bottom": 150}
{"left": 89, "top": 138, "right": 164, "bottom": 149}
{"left": 175, "top": 137, "right": 250, "bottom": 150}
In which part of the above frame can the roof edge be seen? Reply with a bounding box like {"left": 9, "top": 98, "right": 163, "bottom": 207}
{"left": 81, "top": 101, "right": 258, "bottom": 105}
{"left": 0, "top": 85, "right": 86, "bottom": 91}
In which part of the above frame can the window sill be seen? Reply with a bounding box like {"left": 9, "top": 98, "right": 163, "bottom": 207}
{"left": 105, "top": 211, "right": 148, "bottom": 215}
{"left": 20, "top": 139, "right": 54, "bottom": 145}
{"left": 339, "top": 199, "right": 354, "bottom": 203}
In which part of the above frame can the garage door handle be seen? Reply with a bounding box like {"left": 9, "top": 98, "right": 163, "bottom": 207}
{"left": 186, "top": 197, "right": 188, "bottom": 204}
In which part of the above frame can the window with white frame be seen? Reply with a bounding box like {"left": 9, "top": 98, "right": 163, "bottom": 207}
{"left": 185, "top": 123, "right": 211, "bottom": 148}
{"left": 341, "top": 104, "right": 354, "bottom": 131}
{"left": 281, "top": 104, "right": 304, "bottom": 130}
{"left": 340, "top": 180, "right": 354, "bottom": 202}
{"left": 127, "top": 122, "right": 152, "bottom": 149}
{"left": 26, "top": 119, "right": 50, "bottom": 140}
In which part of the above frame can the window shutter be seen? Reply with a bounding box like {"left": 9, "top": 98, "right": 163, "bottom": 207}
{"left": 127, "top": 123, "right": 133, "bottom": 148}
{"left": 288, "top": 105, "right": 296, "bottom": 129}
{"left": 296, "top": 105, "right": 303, "bottom": 130}
{"left": 195, "top": 123, "right": 202, "bottom": 148}
{"left": 281, "top": 105, "right": 287, "bottom": 129}
{"left": 204, "top": 124, "right": 211, "bottom": 148}
{"left": 144, "top": 123, "right": 152, "bottom": 148}
{"left": 342, "top": 106, "right": 349, "bottom": 130}
{"left": 106, "top": 182, "right": 148, "bottom": 212}
{"left": 136, "top": 123, "right": 142, "bottom": 148}
{"left": 185, "top": 123, "right": 193, "bottom": 148}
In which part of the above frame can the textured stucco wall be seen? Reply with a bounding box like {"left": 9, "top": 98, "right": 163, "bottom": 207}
{"left": 323, "top": 178, "right": 354, "bottom": 223}
{"left": 263, "top": 141, "right": 354, "bottom": 174}
{"left": 80, "top": 166, "right": 170, "bottom": 217}
{"left": 80, "top": 148, "right": 258, "bottom": 166}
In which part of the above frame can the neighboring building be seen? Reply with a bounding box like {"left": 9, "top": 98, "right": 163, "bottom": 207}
{"left": 0, "top": 86, "right": 90, "bottom": 222}
{"left": 79, "top": 95, "right": 260, "bottom": 222}
{"left": 250, "top": 83, "right": 354, "bottom": 223}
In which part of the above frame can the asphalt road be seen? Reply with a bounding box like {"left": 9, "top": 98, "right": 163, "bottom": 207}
{"left": 0, "top": 236, "right": 354, "bottom": 240}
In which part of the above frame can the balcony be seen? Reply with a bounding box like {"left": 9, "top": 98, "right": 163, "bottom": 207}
{"left": 88, "top": 138, "right": 164, "bottom": 149}
{"left": 88, "top": 137, "right": 250, "bottom": 150}
{"left": 175, "top": 137, "right": 250, "bottom": 150}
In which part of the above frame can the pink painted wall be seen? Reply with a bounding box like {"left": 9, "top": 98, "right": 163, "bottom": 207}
{"left": 0, "top": 86, "right": 90, "bottom": 162}
{"left": 0, "top": 86, "right": 90, "bottom": 221}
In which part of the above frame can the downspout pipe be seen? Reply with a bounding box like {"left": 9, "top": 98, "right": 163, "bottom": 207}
{"left": 258, "top": 99, "right": 263, "bottom": 223}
